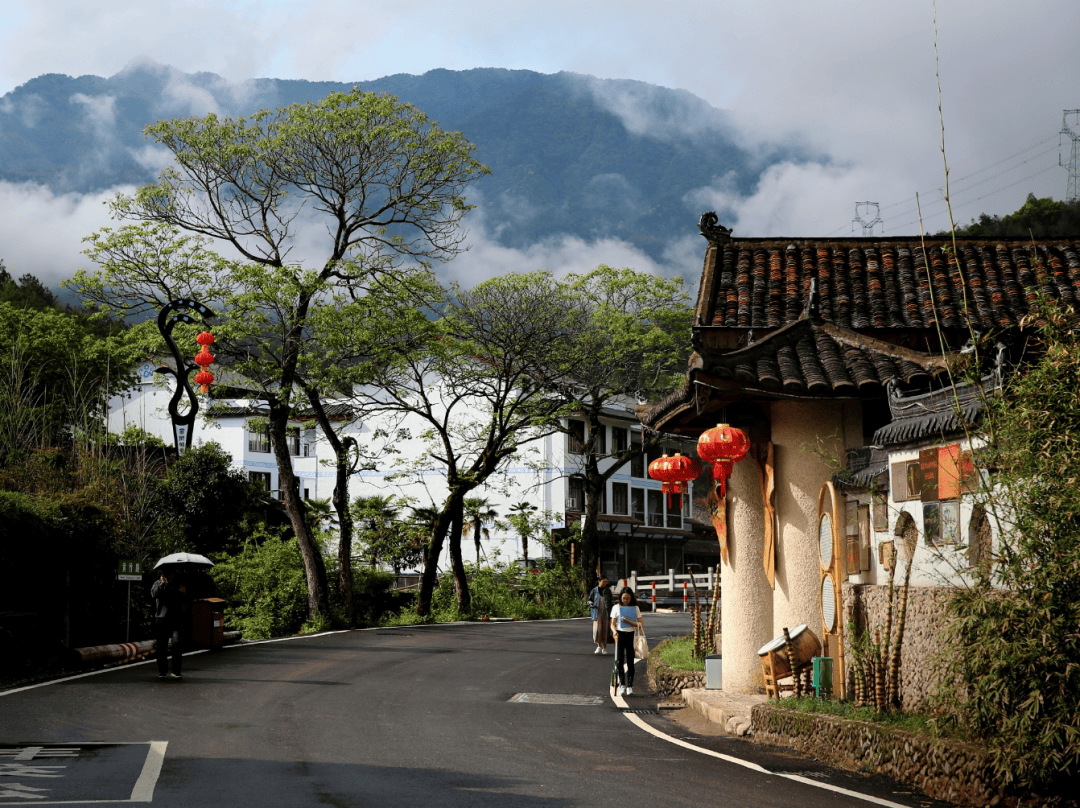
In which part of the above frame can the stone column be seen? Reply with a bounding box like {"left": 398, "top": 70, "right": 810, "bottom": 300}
{"left": 721, "top": 454, "right": 770, "bottom": 693}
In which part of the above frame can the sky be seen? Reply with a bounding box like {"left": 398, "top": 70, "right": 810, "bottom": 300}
{"left": 1, "top": 0, "right": 1079, "bottom": 290}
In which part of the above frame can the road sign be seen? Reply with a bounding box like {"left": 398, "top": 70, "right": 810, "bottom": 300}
{"left": 117, "top": 560, "right": 143, "bottom": 575}
{"left": 117, "top": 574, "right": 142, "bottom": 582}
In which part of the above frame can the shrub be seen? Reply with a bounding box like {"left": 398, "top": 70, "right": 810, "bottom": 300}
{"left": 946, "top": 299, "right": 1080, "bottom": 797}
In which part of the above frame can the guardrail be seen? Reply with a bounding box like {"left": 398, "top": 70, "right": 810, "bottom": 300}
{"left": 611, "top": 568, "right": 718, "bottom": 612}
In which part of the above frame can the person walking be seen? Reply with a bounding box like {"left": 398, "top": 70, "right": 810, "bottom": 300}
{"left": 152, "top": 571, "right": 186, "bottom": 680}
{"left": 588, "top": 576, "right": 613, "bottom": 654}
{"left": 609, "top": 586, "right": 643, "bottom": 695}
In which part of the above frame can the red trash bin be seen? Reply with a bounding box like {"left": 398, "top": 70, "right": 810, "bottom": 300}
{"left": 192, "top": 598, "right": 226, "bottom": 649}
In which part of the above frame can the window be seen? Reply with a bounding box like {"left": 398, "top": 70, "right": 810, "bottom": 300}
{"left": 248, "top": 471, "right": 271, "bottom": 491}
{"left": 567, "top": 479, "right": 584, "bottom": 512}
{"left": 287, "top": 426, "right": 301, "bottom": 456}
{"left": 303, "top": 487, "right": 310, "bottom": 500}
{"left": 612, "top": 483, "right": 629, "bottom": 515}
{"left": 593, "top": 424, "right": 607, "bottom": 455}
{"left": 248, "top": 426, "right": 270, "bottom": 453}
{"left": 631, "top": 488, "right": 645, "bottom": 522}
{"left": 667, "top": 497, "right": 682, "bottom": 528}
{"left": 630, "top": 438, "right": 644, "bottom": 477}
{"left": 646, "top": 442, "right": 663, "bottom": 468}
{"left": 567, "top": 420, "right": 585, "bottom": 455}
{"left": 612, "top": 427, "right": 628, "bottom": 454}
{"left": 647, "top": 490, "right": 664, "bottom": 527}
{"left": 598, "top": 487, "right": 607, "bottom": 514}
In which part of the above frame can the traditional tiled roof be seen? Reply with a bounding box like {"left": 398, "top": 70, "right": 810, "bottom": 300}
{"left": 698, "top": 237, "right": 1080, "bottom": 332}
{"left": 699, "top": 319, "right": 949, "bottom": 395}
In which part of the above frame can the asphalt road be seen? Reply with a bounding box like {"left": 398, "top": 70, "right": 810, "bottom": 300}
{"left": 0, "top": 615, "right": 954, "bottom": 807}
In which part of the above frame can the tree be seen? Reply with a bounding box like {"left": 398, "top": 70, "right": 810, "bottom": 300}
{"left": 530, "top": 266, "right": 693, "bottom": 592}
{"left": 938, "top": 194, "right": 1080, "bottom": 238}
{"left": 462, "top": 496, "right": 499, "bottom": 564}
{"left": 351, "top": 274, "right": 564, "bottom": 616}
{"left": 946, "top": 299, "right": 1080, "bottom": 796}
{"left": 507, "top": 501, "right": 538, "bottom": 566}
{"left": 69, "top": 87, "right": 488, "bottom": 625}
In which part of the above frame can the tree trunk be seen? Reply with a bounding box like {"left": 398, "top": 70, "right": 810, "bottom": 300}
{"left": 448, "top": 498, "right": 471, "bottom": 614}
{"left": 334, "top": 438, "right": 357, "bottom": 626}
{"left": 269, "top": 404, "right": 328, "bottom": 622}
{"left": 417, "top": 507, "right": 454, "bottom": 616}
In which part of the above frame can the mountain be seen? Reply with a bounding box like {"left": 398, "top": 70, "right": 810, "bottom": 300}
{"left": 0, "top": 61, "right": 816, "bottom": 262}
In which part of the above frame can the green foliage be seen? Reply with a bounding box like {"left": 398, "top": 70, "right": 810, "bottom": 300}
{"left": 208, "top": 528, "right": 310, "bottom": 639}
{"left": 352, "top": 495, "right": 425, "bottom": 574}
{"left": 772, "top": 696, "right": 959, "bottom": 737}
{"left": 656, "top": 636, "right": 705, "bottom": 672}
{"left": 426, "top": 560, "right": 584, "bottom": 622}
{"left": 946, "top": 299, "right": 1080, "bottom": 795}
{"left": 151, "top": 442, "right": 267, "bottom": 556}
{"left": 941, "top": 194, "right": 1080, "bottom": 239}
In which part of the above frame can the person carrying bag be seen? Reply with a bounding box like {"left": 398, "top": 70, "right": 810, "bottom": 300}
{"left": 609, "top": 586, "right": 643, "bottom": 696}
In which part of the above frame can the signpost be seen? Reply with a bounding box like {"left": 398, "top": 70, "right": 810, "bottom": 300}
{"left": 117, "top": 561, "right": 144, "bottom": 642}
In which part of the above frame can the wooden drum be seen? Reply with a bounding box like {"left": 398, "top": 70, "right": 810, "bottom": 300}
{"left": 757, "top": 624, "right": 822, "bottom": 679}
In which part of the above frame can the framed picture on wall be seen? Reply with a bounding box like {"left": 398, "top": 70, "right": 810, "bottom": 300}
{"left": 924, "top": 502, "right": 942, "bottom": 547}
{"left": 873, "top": 492, "right": 888, "bottom": 531}
{"left": 939, "top": 500, "right": 961, "bottom": 545}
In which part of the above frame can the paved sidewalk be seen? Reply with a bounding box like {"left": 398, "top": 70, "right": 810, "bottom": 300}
{"left": 679, "top": 687, "right": 766, "bottom": 736}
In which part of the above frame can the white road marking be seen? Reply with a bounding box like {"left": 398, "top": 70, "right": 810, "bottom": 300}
{"left": 610, "top": 685, "right": 917, "bottom": 808}
{"left": 129, "top": 742, "right": 167, "bottom": 802}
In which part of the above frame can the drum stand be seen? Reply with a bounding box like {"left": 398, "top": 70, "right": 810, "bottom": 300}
{"left": 761, "top": 627, "right": 814, "bottom": 700}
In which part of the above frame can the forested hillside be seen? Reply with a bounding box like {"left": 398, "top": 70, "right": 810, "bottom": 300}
{"left": 0, "top": 62, "right": 812, "bottom": 260}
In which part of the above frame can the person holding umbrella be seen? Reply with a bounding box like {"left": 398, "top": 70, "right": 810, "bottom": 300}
{"left": 151, "top": 552, "right": 213, "bottom": 680}
{"left": 152, "top": 570, "right": 186, "bottom": 679}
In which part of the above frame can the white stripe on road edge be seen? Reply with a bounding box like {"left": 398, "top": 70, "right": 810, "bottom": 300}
{"left": 610, "top": 685, "right": 915, "bottom": 808}
{"left": 130, "top": 741, "right": 168, "bottom": 802}
{"left": 0, "top": 619, "right": 585, "bottom": 698}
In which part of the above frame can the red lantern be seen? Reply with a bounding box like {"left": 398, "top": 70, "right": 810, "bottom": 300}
{"left": 194, "top": 332, "right": 215, "bottom": 393}
{"left": 697, "top": 423, "right": 750, "bottom": 498}
{"left": 648, "top": 452, "right": 702, "bottom": 509}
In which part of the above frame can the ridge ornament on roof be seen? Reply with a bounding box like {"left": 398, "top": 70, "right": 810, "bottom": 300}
{"left": 698, "top": 211, "right": 732, "bottom": 244}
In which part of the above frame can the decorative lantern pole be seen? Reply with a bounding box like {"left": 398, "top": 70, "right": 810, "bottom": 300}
{"left": 156, "top": 299, "right": 217, "bottom": 455}
{"left": 648, "top": 452, "right": 702, "bottom": 510}
{"left": 696, "top": 423, "right": 751, "bottom": 498}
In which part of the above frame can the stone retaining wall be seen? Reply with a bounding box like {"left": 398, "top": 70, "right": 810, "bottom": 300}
{"left": 842, "top": 583, "right": 955, "bottom": 711}
{"left": 647, "top": 638, "right": 705, "bottom": 700}
{"left": 751, "top": 703, "right": 1004, "bottom": 807}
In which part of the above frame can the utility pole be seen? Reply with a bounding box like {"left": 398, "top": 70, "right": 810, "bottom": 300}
{"left": 1060, "top": 109, "right": 1080, "bottom": 204}
{"left": 852, "top": 202, "right": 882, "bottom": 236}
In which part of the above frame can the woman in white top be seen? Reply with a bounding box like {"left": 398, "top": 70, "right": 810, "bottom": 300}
{"left": 609, "top": 587, "right": 643, "bottom": 696}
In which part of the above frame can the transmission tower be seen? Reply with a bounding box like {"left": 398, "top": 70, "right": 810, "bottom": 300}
{"left": 1061, "top": 109, "right": 1080, "bottom": 204}
{"left": 852, "top": 202, "right": 882, "bottom": 236}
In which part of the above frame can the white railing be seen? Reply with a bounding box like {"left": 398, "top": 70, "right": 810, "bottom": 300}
{"left": 612, "top": 568, "right": 718, "bottom": 610}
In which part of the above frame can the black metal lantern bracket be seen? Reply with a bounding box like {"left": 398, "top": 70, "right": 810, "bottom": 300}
{"left": 156, "top": 299, "right": 217, "bottom": 455}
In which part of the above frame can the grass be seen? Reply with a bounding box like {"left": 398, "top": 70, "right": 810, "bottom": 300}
{"left": 770, "top": 695, "right": 965, "bottom": 739}
{"left": 655, "top": 636, "right": 705, "bottom": 671}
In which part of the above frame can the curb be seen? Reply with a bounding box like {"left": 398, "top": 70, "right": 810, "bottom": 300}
{"left": 682, "top": 689, "right": 753, "bottom": 736}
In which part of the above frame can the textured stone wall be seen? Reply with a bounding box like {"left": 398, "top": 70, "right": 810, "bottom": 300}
{"left": 751, "top": 704, "right": 1004, "bottom": 807}
{"left": 647, "top": 639, "right": 706, "bottom": 699}
{"left": 841, "top": 582, "right": 956, "bottom": 712}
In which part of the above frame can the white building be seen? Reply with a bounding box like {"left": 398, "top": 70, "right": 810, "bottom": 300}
{"left": 108, "top": 361, "right": 709, "bottom": 576}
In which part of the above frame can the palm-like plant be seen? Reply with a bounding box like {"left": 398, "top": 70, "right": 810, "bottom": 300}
{"left": 508, "top": 501, "right": 539, "bottom": 566}
{"left": 462, "top": 497, "right": 499, "bottom": 565}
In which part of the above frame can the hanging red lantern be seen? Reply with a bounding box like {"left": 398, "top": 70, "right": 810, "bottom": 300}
{"left": 648, "top": 452, "right": 702, "bottom": 510}
{"left": 697, "top": 423, "right": 750, "bottom": 498}
{"left": 194, "top": 370, "right": 215, "bottom": 391}
{"left": 193, "top": 332, "right": 215, "bottom": 393}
